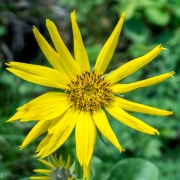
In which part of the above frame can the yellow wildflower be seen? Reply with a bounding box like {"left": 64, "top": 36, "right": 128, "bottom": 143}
{"left": 6, "top": 11, "right": 173, "bottom": 179}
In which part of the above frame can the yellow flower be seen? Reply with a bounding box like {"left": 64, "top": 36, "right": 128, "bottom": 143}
{"left": 6, "top": 11, "right": 173, "bottom": 179}
{"left": 30, "top": 154, "right": 74, "bottom": 180}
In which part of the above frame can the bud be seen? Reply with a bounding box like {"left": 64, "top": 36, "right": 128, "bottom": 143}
{"left": 30, "top": 154, "right": 75, "bottom": 180}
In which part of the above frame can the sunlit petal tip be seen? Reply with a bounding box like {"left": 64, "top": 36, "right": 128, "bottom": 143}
{"left": 170, "top": 71, "right": 175, "bottom": 78}
{"left": 121, "top": 12, "right": 126, "bottom": 18}
{"left": 32, "top": 26, "right": 37, "bottom": 31}
{"left": 166, "top": 111, "right": 173, "bottom": 115}
{"left": 6, "top": 67, "right": 11, "bottom": 72}
{"left": 46, "top": 19, "right": 57, "bottom": 30}
{"left": 71, "top": 9, "right": 76, "bottom": 18}
{"left": 19, "top": 145, "right": 23, "bottom": 150}
{"left": 158, "top": 44, "right": 167, "bottom": 50}
{"left": 119, "top": 147, "right": 125, "bottom": 153}
{"left": 155, "top": 130, "right": 160, "bottom": 136}
{"left": 5, "top": 62, "right": 10, "bottom": 66}
{"left": 6, "top": 119, "right": 12, "bottom": 122}
{"left": 46, "top": 19, "right": 52, "bottom": 25}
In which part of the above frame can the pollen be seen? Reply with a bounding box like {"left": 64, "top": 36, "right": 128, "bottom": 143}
{"left": 65, "top": 70, "right": 114, "bottom": 111}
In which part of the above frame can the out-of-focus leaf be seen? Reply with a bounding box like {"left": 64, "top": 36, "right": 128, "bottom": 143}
{"left": 109, "top": 158, "right": 159, "bottom": 180}
{"left": 91, "top": 156, "right": 110, "bottom": 180}
{"left": 123, "top": 18, "right": 149, "bottom": 43}
{"left": 144, "top": 139, "right": 162, "bottom": 158}
{"left": 141, "top": 0, "right": 167, "bottom": 8}
{"left": 144, "top": 7, "right": 170, "bottom": 26}
{"left": 117, "top": 0, "right": 138, "bottom": 20}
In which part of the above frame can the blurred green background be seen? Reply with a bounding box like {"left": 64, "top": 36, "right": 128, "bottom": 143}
{"left": 0, "top": 0, "right": 180, "bottom": 179}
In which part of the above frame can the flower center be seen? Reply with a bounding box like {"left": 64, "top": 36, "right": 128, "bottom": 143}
{"left": 65, "top": 70, "right": 114, "bottom": 111}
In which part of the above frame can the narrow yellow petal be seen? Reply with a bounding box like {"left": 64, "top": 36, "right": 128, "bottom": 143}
{"left": 48, "top": 108, "right": 76, "bottom": 134}
{"left": 38, "top": 159, "right": 55, "bottom": 169}
{"left": 75, "top": 111, "right": 85, "bottom": 166}
{"left": 66, "top": 155, "right": 71, "bottom": 169}
{"left": 86, "top": 112, "right": 96, "bottom": 165}
{"left": 8, "top": 92, "right": 70, "bottom": 122}
{"left": 75, "top": 111, "right": 96, "bottom": 166}
{"left": 33, "top": 169, "right": 51, "bottom": 174}
{"left": 17, "top": 92, "right": 71, "bottom": 121}
{"left": 50, "top": 154, "right": 60, "bottom": 167}
{"left": 68, "top": 178, "right": 74, "bottom": 180}
{"left": 30, "top": 177, "right": 50, "bottom": 180}
{"left": 106, "top": 105, "right": 159, "bottom": 135}
{"left": 106, "top": 45, "right": 167, "bottom": 84}
{"left": 94, "top": 12, "right": 125, "bottom": 74}
{"left": 32, "top": 26, "right": 68, "bottom": 77}
{"left": 46, "top": 19, "right": 81, "bottom": 78}
{"left": 71, "top": 10, "right": 90, "bottom": 71}
{"left": 7, "top": 91, "right": 69, "bottom": 122}
{"left": 38, "top": 109, "right": 79, "bottom": 158}
{"left": 36, "top": 134, "right": 51, "bottom": 153}
{"left": 111, "top": 72, "right": 175, "bottom": 93}
{"left": 6, "top": 110, "right": 37, "bottom": 122}
{"left": 114, "top": 97, "right": 173, "bottom": 116}
{"left": 83, "top": 164, "right": 90, "bottom": 180}
{"left": 6, "top": 62, "right": 68, "bottom": 89}
{"left": 92, "top": 109, "right": 124, "bottom": 152}
{"left": 20, "top": 120, "right": 52, "bottom": 149}
{"left": 59, "top": 154, "right": 65, "bottom": 167}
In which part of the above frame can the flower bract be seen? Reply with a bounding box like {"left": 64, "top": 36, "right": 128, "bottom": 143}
{"left": 30, "top": 154, "right": 74, "bottom": 180}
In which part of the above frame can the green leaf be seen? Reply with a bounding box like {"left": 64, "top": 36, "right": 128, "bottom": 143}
{"left": 91, "top": 156, "right": 110, "bottom": 180}
{"left": 124, "top": 18, "right": 149, "bottom": 43}
{"left": 144, "top": 7, "right": 170, "bottom": 26}
{"left": 109, "top": 158, "right": 159, "bottom": 180}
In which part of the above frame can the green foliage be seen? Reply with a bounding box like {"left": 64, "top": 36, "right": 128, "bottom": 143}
{"left": 109, "top": 158, "right": 159, "bottom": 180}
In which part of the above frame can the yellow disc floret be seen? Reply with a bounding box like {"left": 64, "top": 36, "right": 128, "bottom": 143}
{"left": 65, "top": 70, "right": 114, "bottom": 111}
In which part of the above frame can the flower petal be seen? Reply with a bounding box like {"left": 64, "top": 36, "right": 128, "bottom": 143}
{"left": 71, "top": 10, "right": 90, "bottom": 71}
{"left": 106, "top": 105, "right": 159, "bottom": 135}
{"left": 94, "top": 13, "right": 125, "bottom": 74}
{"left": 38, "top": 159, "right": 55, "bottom": 168}
{"left": 46, "top": 19, "right": 81, "bottom": 78}
{"left": 83, "top": 164, "right": 90, "bottom": 180}
{"left": 36, "top": 134, "right": 51, "bottom": 153}
{"left": 20, "top": 120, "right": 52, "bottom": 149}
{"left": 6, "top": 62, "right": 68, "bottom": 89}
{"left": 111, "top": 71, "right": 175, "bottom": 93}
{"left": 33, "top": 169, "right": 51, "bottom": 174}
{"left": 37, "top": 108, "right": 79, "bottom": 158}
{"left": 7, "top": 92, "right": 71, "bottom": 122}
{"left": 32, "top": 26, "right": 68, "bottom": 77}
{"left": 114, "top": 97, "right": 173, "bottom": 116}
{"left": 106, "top": 45, "right": 167, "bottom": 84}
{"left": 30, "top": 176, "right": 50, "bottom": 180}
{"left": 92, "top": 109, "right": 124, "bottom": 152}
{"left": 75, "top": 111, "right": 96, "bottom": 166}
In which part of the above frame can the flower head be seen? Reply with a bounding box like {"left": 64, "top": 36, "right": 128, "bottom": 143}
{"left": 6, "top": 11, "right": 173, "bottom": 179}
{"left": 30, "top": 154, "right": 74, "bottom": 180}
